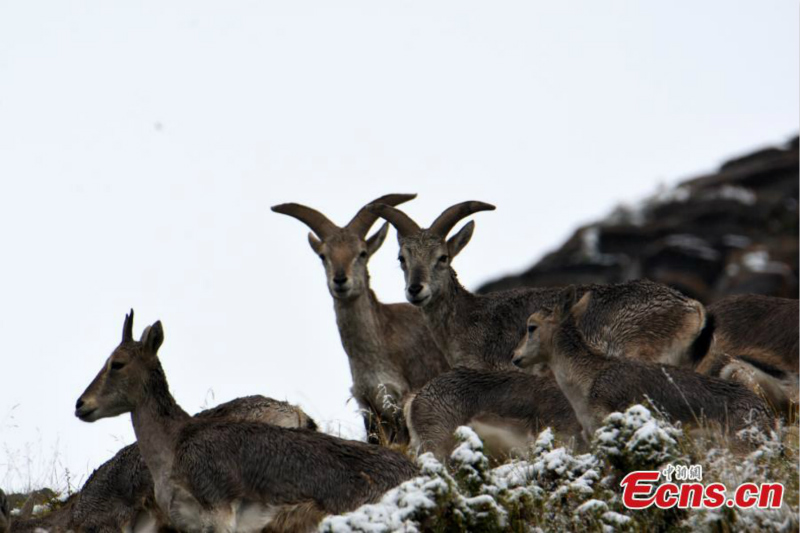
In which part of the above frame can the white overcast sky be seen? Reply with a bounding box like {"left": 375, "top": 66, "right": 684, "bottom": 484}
{"left": 1, "top": 1, "right": 797, "bottom": 491}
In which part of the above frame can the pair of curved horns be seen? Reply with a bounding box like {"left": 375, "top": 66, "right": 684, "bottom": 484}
{"left": 271, "top": 194, "right": 417, "bottom": 239}
{"left": 366, "top": 201, "right": 496, "bottom": 238}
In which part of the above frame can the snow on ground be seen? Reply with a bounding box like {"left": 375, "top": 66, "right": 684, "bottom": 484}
{"left": 320, "top": 405, "right": 798, "bottom": 532}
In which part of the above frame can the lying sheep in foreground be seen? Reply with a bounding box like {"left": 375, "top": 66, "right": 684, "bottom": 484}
{"left": 12, "top": 395, "right": 317, "bottom": 532}
{"left": 74, "top": 311, "right": 417, "bottom": 533}
{"left": 512, "top": 287, "right": 776, "bottom": 444}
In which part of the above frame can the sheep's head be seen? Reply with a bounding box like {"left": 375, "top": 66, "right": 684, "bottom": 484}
{"left": 76, "top": 310, "right": 165, "bottom": 422}
{"left": 367, "top": 201, "right": 495, "bottom": 307}
{"left": 273, "top": 194, "right": 416, "bottom": 300}
{"left": 513, "top": 288, "right": 591, "bottom": 368}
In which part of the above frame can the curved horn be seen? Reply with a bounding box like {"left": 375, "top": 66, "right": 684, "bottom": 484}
{"left": 123, "top": 309, "right": 134, "bottom": 343}
{"left": 346, "top": 193, "right": 417, "bottom": 238}
{"left": 366, "top": 204, "right": 422, "bottom": 238}
{"left": 271, "top": 203, "right": 339, "bottom": 240}
{"left": 429, "top": 201, "right": 496, "bottom": 237}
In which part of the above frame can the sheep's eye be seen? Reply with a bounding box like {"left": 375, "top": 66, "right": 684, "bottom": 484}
{"left": 398, "top": 256, "right": 406, "bottom": 264}
{"left": 359, "top": 251, "right": 368, "bottom": 259}
{"left": 319, "top": 254, "right": 326, "bottom": 261}
{"left": 110, "top": 361, "right": 126, "bottom": 371}
{"left": 438, "top": 255, "right": 448, "bottom": 263}
{"left": 527, "top": 325, "right": 537, "bottom": 334}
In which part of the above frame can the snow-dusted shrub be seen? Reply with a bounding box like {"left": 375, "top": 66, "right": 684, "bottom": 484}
{"left": 450, "top": 426, "right": 492, "bottom": 493}
{"left": 320, "top": 428, "right": 509, "bottom": 533}
{"left": 681, "top": 421, "right": 799, "bottom": 532}
{"left": 448, "top": 427, "right": 507, "bottom": 531}
{"left": 319, "top": 451, "right": 455, "bottom": 532}
{"left": 593, "top": 404, "right": 683, "bottom": 472}
{"left": 321, "top": 406, "right": 798, "bottom": 532}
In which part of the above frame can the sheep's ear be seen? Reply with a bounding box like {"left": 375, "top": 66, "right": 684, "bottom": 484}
{"left": 307, "top": 232, "right": 323, "bottom": 254}
{"left": 446, "top": 221, "right": 475, "bottom": 259}
{"left": 556, "top": 286, "right": 578, "bottom": 321}
{"left": 141, "top": 321, "right": 164, "bottom": 354}
{"left": 366, "top": 223, "right": 389, "bottom": 257}
{"left": 572, "top": 292, "right": 592, "bottom": 324}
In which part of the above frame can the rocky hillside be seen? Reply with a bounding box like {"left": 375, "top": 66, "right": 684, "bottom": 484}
{"left": 479, "top": 136, "right": 799, "bottom": 304}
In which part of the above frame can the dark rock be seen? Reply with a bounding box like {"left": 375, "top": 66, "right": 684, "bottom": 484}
{"left": 479, "top": 135, "right": 799, "bottom": 304}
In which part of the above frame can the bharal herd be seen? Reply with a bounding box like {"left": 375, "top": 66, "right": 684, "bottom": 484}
{"left": 3, "top": 195, "right": 798, "bottom": 533}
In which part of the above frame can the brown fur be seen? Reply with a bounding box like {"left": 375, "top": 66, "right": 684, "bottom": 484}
{"left": 406, "top": 367, "right": 581, "bottom": 460}
{"left": 274, "top": 195, "right": 449, "bottom": 444}
{"left": 262, "top": 501, "right": 328, "bottom": 533}
{"left": 372, "top": 202, "right": 710, "bottom": 458}
{"left": 694, "top": 294, "right": 799, "bottom": 415}
{"left": 518, "top": 288, "right": 776, "bottom": 443}
{"left": 707, "top": 294, "right": 798, "bottom": 373}
{"left": 369, "top": 202, "right": 707, "bottom": 370}
{"left": 75, "top": 312, "right": 417, "bottom": 532}
{"left": 11, "top": 396, "right": 316, "bottom": 533}
{"left": 696, "top": 350, "right": 797, "bottom": 416}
